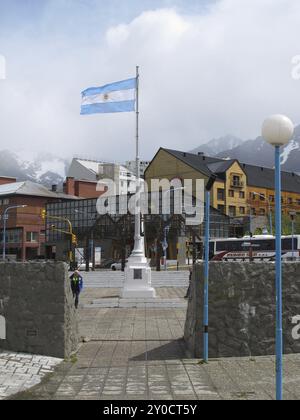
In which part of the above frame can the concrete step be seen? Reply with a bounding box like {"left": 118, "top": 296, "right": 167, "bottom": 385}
{"left": 84, "top": 298, "right": 188, "bottom": 309}
{"left": 82, "top": 271, "right": 189, "bottom": 288}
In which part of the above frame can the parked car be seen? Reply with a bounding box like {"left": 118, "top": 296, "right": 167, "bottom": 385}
{"left": 77, "top": 262, "right": 94, "bottom": 270}
{"left": 99, "top": 259, "right": 116, "bottom": 269}
{"left": 111, "top": 260, "right": 127, "bottom": 271}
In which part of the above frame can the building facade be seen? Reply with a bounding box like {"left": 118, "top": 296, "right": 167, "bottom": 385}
{"left": 126, "top": 160, "right": 150, "bottom": 179}
{"left": 67, "top": 158, "right": 137, "bottom": 197}
{"left": 145, "top": 148, "right": 300, "bottom": 236}
{"left": 0, "top": 178, "right": 78, "bottom": 261}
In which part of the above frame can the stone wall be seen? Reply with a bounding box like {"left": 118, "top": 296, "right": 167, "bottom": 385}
{"left": 184, "top": 262, "right": 300, "bottom": 358}
{"left": 0, "top": 262, "right": 78, "bottom": 358}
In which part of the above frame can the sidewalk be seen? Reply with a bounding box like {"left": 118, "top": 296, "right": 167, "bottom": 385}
{"left": 7, "top": 286, "right": 300, "bottom": 400}
{"left": 0, "top": 351, "right": 62, "bottom": 399}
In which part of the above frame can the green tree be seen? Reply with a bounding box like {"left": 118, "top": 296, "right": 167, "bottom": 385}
{"left": 271, "top": 213, "right": 300, "bottom": 235}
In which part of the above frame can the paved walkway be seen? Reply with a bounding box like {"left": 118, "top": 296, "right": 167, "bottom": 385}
{"left": 0, "top": 351, "right": 62, "bottom": 399}
{"left": 7, "top": 286, "right": 300, "bottom": 400}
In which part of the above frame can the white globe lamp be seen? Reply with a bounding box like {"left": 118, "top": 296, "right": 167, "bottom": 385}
{"left": 262, "top": 114, "right": 294, "bottom": 146}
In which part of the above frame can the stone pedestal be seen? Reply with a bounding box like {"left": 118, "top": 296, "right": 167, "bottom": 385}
{"left": 122, "top": 254, "right": 156, "bottom": 299}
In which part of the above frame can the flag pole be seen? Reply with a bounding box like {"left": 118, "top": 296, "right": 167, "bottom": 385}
{"left": 130, "top": 65, "right": 144, "bottom": 257}
{"left": 135, "top": 65, "right": 141, "bottom": 244}
{"left": 122, "top": 66, "right": 156, "bottom": 298}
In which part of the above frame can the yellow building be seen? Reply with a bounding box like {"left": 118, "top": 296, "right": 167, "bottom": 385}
{"left": 145, "top": 148, "right": 300, "bottom": 236}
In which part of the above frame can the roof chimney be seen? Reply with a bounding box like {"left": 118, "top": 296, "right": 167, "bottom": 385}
{"left": 198, "top": 152, "right": 204, "bottom": 156}
{"left": 183, "top": 153, "right": 186, "bottom": 157}
{"left": 64, "top": 177, "right": 75, "bottom": 196}
{"left": 52, "top": 185, "right": 57, "bottom": 192}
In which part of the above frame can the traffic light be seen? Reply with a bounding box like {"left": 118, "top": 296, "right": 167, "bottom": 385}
{"left": 72, "top": 234, "right": 77, "bottom": 245}
{"left": 41, "top": 209, "right": 47, "bottom": 220}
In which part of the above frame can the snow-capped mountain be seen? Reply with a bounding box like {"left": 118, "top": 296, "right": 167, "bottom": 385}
{"left": 191, "top": 135, "right": 244, "bottom": 156}
{"left": 0, "top": 150, "right": 69, "bottom": 188}
{"left": 191, "top": 125, "right": 300, "bottom": 173}
{"left": 217, "top": 125, "right": 300, "bottom": 173}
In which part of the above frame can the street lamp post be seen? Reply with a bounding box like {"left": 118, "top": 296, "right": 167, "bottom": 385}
{"left": 262, "top": 114, "right": 294, "bottom": 401}
{"left": 289, "top": 211, "right": 296, "bottom": 261}
{"left": 162, "top": 224, "right": 170, "bottom": 271}
{"left": 249, "top": 206, "right": 253, "bottom": 236}
{"left": 2, "top": 205, "right": 27, "bottom": 261}
{"left": 203, "top": 175, "right": 216, "bottom": 363}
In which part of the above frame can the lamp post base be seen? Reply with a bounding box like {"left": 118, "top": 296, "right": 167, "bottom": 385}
{"left": 122, "top": 254, "right": 156, "bottom": 299}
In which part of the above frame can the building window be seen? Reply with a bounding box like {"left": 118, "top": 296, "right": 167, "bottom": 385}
{"left": 1, "top": 228, "right": 22, "bottom": 244}
{"left": 218, "top": 205, "right": 225, "bottom": 214}
{"left": 229, "top": 206, "right": 236, "bottom": 217}
{"left": 217, "top": 189, "right": 225, "bottom": 201}
{"left": 239, "top": 207, "right": 245, "bottom": 215}
{"left": 251, "top": 208, "right": 256, "bottom": 216}
{"left": 0, "top": 199, "right": 9, "bottom": 206}
{"left": 229, "top": 190, "right": 234, "bottom": 198}
{"left": 239, "top": 191, "right": 245, "bottom": 199}
{"left": 288, "top": 197, "right": 293, "bottom": 205}
{"left": 232, "top": 176, "right": 242, "bottom": 187}
{"left": 259, "top": 194, "right": 265, "bottom": 201}
{"left": 269, "top": 195, "right": 275, "bottom": 202}
{"left": 26, "top": 232, "right": 38, "bottom": 243}
{"left": 259, "top": 208, "right": 266, "bottom": 216}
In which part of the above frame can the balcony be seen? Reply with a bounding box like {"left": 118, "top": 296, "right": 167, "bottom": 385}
{"left": 230, "top": 179, "right": 244, "bottom": 189}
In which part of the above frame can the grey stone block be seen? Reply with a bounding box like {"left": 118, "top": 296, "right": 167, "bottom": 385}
{"left": 184, "top": 262, "right": 300, "bottom": 359}
{"left": 0, "top": 262, "right": 78, "bottom": 358}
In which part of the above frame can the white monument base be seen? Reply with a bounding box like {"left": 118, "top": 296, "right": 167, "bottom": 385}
{"left": 122, "top": 255, "right": 156, "bottom": 299}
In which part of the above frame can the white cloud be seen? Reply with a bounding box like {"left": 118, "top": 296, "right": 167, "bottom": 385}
{"left": 0, "top": 0, "right": 300, "bottom": 162}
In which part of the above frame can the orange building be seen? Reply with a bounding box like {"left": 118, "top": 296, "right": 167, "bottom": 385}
{"left": 243, "top": 163, "right": 300, "bottom": 217}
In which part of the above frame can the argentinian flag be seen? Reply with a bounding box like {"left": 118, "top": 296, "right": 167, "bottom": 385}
{"left": 81, "top": 78, "right": 136, "bottom": 115}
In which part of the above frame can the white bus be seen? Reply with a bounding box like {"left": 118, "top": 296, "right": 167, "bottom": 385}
{"left": 209, "top": 235, "right": 300, "bottom": 262}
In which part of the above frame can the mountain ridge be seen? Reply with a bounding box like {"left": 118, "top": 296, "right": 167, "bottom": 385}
{"left": 0, "top": 150, "right": 69, "bottom": 189}
{"left": 191, "top": 125, "right": 300, "bottom": 173}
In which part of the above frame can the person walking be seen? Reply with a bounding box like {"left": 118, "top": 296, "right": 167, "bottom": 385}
{"left": 70, "top": 270, "right": 83, "bottom": 309}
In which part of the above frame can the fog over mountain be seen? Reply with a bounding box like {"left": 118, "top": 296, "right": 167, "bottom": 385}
{"left": 191, "top": 135, "right": 244, "bottom": 156}
{"left": 191, "top": 125, "right": 300, "bottom": 173}
{"left": 0, "top": 150, "right": 69, "bottom": 188}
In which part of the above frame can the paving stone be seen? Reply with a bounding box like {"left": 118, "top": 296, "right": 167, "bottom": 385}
{"left": 0, "top": 350, "right": 62, "bottom": 400}
{"left": 4, "top": 282, "right": 300, "bottom": 400}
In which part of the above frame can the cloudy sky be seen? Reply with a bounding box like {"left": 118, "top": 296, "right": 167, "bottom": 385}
{"left": 0, "top": 0, "right": 299, "bottom": 162}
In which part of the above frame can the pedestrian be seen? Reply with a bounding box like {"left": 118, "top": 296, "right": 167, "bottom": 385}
{"left": 184, "top": 268, "right": 193, "bottom": 299}
{"left": 70, "top": 270, "right": 83, "bottom": 309}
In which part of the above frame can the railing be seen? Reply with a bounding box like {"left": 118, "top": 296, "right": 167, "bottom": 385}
{"left": 230, "top": 180, "right": 244, "bottom": 188}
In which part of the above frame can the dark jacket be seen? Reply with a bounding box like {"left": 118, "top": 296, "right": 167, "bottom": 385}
{"left": 70, "top": 273, "right": 83, "bottom": 294}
